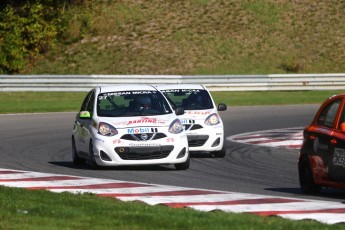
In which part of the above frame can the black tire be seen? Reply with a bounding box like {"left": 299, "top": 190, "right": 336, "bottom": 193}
{"left": 213, "top": 143, "right": 226, "bottom": 158}
{"left": 174, "top": 153, "right": 190, "bottom": 170}
{"left": 88, "top": 140, "right": 99, "bottom": 169}
{"left": 72, "top": 137, "right": 83, "bottom": 165}
{"left": 299, "top": 157, "right": 321, "bottom": 195}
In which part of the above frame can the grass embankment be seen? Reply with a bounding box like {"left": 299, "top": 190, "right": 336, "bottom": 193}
{"left": 0, "top": 90, "right": 342, "bottom": 114}
{"left": 27, "top": 1, "right": 345, "bottom": 74}
{"left": 0, "top": 186, "right": 338, "bottom": 230}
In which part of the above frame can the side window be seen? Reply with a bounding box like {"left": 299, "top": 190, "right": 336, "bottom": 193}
{"left": 80, "top": 90, "right": 95, "bottom": 114}
{"left": 317, "top": 99, "right": 342, "bottom": 128}
{"left": 86, "top": 91, "right": 95, "bottom": 115}
{"left": 80, "top": 91, "right": 92, "bottom": 111}
{"left": 337, "top": 103, "right": 345, "bottom": 129}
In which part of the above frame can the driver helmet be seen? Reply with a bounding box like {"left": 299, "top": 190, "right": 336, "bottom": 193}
{"left": 137, "top": 95, "right": 152, "bottom": 109}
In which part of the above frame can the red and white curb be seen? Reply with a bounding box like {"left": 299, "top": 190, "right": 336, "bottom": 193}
{"left": 1, "top": 168, "right": 345, "bottom": 225}
{"left": 227, "top": 127, "right": 303, "bottom": 150}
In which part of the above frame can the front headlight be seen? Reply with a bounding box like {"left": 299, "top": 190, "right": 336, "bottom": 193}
{"left": 168, "top": 119, "right": 184, "bottom": 134}
{"left": 204, "top": 113, "right": 220, "bottom": 126}
{"left": 98, "top": 122, "right": 118, "bottom": 136}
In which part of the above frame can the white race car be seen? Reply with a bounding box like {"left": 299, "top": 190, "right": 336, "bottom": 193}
{"left": 157, "top": 84, "right": 227, "bottom": 157}
{"left": 72, "top": 84, "right": 190, "bottom": 170}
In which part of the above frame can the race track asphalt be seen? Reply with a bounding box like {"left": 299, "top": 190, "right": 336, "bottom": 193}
{"left": 2, "top": 104, "right": 344, "bottom": 202}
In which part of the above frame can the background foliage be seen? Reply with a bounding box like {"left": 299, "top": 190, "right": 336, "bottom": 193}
{"left": 0, "top": 0, "right": 90, "bottom": 73}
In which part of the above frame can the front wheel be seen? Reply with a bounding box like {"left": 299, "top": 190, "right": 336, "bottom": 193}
{"left": 72, "top": 137, "right": 83, "bottom": 165}
{"left": 174, "top": 153, "right": 190, "bottom": 170}
{"left": 88, "top": 140, "right": 99, "bottom": 169}
{"left": 213, "top": 143, "right": 226, "bottom": 158}
{"left": 299, "top": 157, "right": 321, "bottom": 194}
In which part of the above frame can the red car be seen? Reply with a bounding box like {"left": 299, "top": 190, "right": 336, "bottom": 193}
{"left": 299, "top": 94, "right": 345, "bottom": 194}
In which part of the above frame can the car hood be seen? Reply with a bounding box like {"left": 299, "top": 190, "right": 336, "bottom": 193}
{"left": 97, "top": 114, "right": 176, "bottom": 129}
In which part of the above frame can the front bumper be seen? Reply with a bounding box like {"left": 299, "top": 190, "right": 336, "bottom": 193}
{"left": 92, "top": 131, "right": 189, "bottom": 166}
{"left": 185, "top": 124, "right": 224, "bottom": 152}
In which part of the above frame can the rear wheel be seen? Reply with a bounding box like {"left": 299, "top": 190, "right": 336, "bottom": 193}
{"left": 72, "top": 137, "right": 83, "bottom": 165}
{"left": 174, "top": 153, "right": 190, "bottom": 170}
{"left": 299, "top": 157, "right": 321, "bottom": 194}
{"left": 88, "top": 140, "right": 99, "bottom": 169}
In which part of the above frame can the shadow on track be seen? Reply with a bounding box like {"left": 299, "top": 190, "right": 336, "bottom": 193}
{"left": 49, "top": 161, "right": 178, "bottom": 171}
{"left": 266, "top": 187, "right": 345, "bottom": 202}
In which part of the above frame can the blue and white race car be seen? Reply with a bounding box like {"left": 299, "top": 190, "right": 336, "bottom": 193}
{"left": 157, "top": 84, "right": 227, "bottom": 157}
{"left": 72, "top": 84, "right": 189, "bottom": 170}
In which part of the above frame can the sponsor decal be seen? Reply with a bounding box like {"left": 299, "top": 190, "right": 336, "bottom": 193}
{"left": 112, "top": 121, "right": 128, "bottom": 126}
{"left": 166, "top": 137, "right": 174, "bottom": 142}
{"left": 161, "top": 89, "right": 200, "bottom": 93}
{"left": 132, "top": 91, "right": 154, "bottom": 95}
{"left": 187, "top": 111, "right": 211, "bottom": 115}
{"left": 113, "top": 139, "right": 121, "bottom": 144}
{"left": 161, "top": 89, "right": 179, "bottom": 93}
{"left": 181, "top": 89, "right": 200, "bottom": 93}
{"left": 98, "top": 91, "right": 156, "bottom": 100}
{"left": 129, "top": 143, "right": 161, "bottom": 147}
{"left": 126, "top": 117, "right": 166, "bottom": 125}
{"left": 181, "top": 119, "right": 195, "bottom": 124}
{"left": 113, "top": 119, "right": 166, "bottom": 126}
{"left": 333, "top": 148, "right": 345, "bottom": 167}
{"left": 127, "top": 127, "right": 158, "bottom": 134}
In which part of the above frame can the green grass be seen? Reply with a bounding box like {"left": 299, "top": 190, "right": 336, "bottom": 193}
{"left": 0, "top": 92, "right": 85, "bottom": 114}
{"left": 0, "top": 186, "right": 339, "bottom": 229}
{"left": 24, "top": 1, "right": 345, "bottom": 74}
{"left": 211, "top": 90, "right": 343, "bottom": 106}
{"left": 0, "top": 90, "right": 342, "bottom": 114}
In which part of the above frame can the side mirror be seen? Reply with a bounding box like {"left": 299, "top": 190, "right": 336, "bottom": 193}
{"left": 175, "top": 107, "right": 185, "bottom": 116}
{"left": 341, "top": 123, "right": 345, "bottom": 132}
{"left": 79, "top": 111, "right": 91, "bottom": 119}
{"left": 217, "top": 103, "right": 227, "bottom": 111}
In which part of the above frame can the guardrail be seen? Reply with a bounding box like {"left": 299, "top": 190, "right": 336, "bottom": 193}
{"left": 1, "top": 74, "right": 345, "bottom": 91}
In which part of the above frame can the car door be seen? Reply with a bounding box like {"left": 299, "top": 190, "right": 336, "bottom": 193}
{"left": 327, "top": 96, "right": 345, "bottom": 182}
{"left": 312, "top": 97, "right": 343, "bottom": 180}
{"left": 75, "top": 90, "right": 95, "bottom": 155}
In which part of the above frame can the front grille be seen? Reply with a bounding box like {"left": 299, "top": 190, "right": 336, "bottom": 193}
{"left": 190, "top": 124, "right": 203, "bottom": 130}
{"left": 184, "top": 124, "right": 203, "bottom": 131}
{"left": 187, "top": 135, "right": 209, "bottom": 147}
{"left": 115, "top": 145, "right": 174, "bottom": 160}
{"left": 184, "top": 124, "right": 192, "bottom": 130}
{"left": 121, "top": 133, "right": 167, "bottom": 141}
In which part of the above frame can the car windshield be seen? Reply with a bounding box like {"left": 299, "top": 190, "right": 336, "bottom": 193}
{"left": 161, "top": 89, "right": 213, "bottom": 110}
{"left": 97, "top": 90, "right": 172, "bottom": 117}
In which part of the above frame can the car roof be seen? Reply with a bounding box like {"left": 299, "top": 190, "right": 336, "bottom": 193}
{"left": 328, "top": 94, "right": 345, "bottom": 99}
{"left": 98, "top": 84, "right": 157, "bottom": 93}
{"left": 156, "top": 84, "right": 206, "bottom": 90}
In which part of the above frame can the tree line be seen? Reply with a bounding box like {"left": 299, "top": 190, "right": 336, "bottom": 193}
{"left": 0, "top": 0, "right": 89, "bottom": 74}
